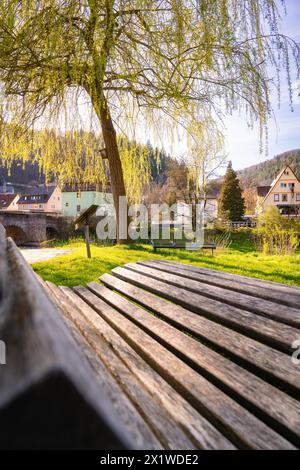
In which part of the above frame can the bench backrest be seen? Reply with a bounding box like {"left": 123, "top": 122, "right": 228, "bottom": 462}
{"left": 0, "top": 224, "right": 131, "bottom": 449}
{"left": 151, "top": 239, "right": 216, "bottom": 249}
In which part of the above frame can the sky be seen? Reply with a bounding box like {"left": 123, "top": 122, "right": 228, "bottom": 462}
{"left": 224, "top": 0, "right": 300, "bottom": 171}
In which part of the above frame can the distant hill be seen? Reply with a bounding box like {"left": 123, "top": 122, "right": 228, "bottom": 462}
{"left": 0, "top": 160, "right": 45, "bottom": 186}
{"left": 1, "top": 148, "right": 299, "bottom": 193}
{"left": 237, "top": 149, "right": 300, "bottom": 188}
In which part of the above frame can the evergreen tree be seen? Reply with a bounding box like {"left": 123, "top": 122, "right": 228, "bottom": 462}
{"left": 219, "top": 162, "right": 245, "bottom": 221}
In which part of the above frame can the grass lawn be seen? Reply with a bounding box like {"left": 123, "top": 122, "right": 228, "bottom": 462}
{"left": 32, "top": 233, "right": 300, "bottom": 287}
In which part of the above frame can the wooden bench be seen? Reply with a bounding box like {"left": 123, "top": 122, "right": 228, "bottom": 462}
{"left": 151, "top": 239, "right": 217, "bottom": 255}
{"left": 1, "top": 227, "right": 300, "bottom": 449}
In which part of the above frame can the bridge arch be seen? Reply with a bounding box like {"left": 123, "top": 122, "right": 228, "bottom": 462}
{"left": 46, "top": 226, "right": 60, "bottom": 240}
{"left": 5, "top": 225, "right": 28, "bottom": 245}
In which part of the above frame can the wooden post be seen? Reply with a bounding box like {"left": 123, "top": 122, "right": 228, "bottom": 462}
{"left": 84, "top": 217, "right": 91, "bottom": 259}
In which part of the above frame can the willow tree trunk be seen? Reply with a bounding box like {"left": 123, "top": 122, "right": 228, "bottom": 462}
{"left": 97, "top": 99, "right": 129, "bottom": 244}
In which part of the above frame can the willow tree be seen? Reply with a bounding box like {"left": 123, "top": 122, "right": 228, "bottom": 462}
{"left": 186, "top": 116, "right": 226, "bottom": 204}
{"left": 0, "top": 0, "right": 298, "bottom": 242}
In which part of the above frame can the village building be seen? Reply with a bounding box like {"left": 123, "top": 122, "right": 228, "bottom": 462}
{"left": 17, "top": 186, "right": 62, "bottom": 213}
{"left": 256, "top": 165, "right": 300, "bottom": 216}
{"left": 61, "top": 183, "right": 113, "bottom": 218}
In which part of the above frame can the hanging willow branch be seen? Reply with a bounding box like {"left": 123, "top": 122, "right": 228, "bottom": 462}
{"left": 0, "top": 0, "right": 298, "bottom": 206}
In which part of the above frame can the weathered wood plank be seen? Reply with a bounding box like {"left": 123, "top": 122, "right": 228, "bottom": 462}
{"left": 156, "top": 260, "right": 300, "bottom": 297}
{"left": 126, "top": 262, "right": 300, "bottom": 331}
{"left": 89, "top": 281, "right": 300, "bottom": 447}
{"left": 74, "top": 285, "right": 294, "bottom": 450}
{"left": 59, "top": 287, "right": 234, "bottom": 450}
{"left": 0, "top": 231, "right": 14, "bottom": 332}
{"left": 45, "top": 281, "right": 163, "bottom": 450}
{"left": 138, "top": 260, "right": 300, "bottom": 321}
{"left": 0, "top": 238, "right": 132, "bottom": 450}
{"left": 49, "top": 283, "right": 196, "bottom": 450}
{"left": 100, "top": 273, "right": 300, "bottom": 395}
{"left": 111, "top": 266, "right": 299, "bottom": 354}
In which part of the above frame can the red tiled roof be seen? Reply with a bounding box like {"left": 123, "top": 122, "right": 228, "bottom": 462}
{"left": 0, "top": 194, "right": 16, "bottom": 209}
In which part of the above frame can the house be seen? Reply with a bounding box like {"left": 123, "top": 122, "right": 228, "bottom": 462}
{"left": 199, "top": 195, "right": 219, "bottom": 222}
{"left": 61, "top": 183, "right": 113, "bottom": 217}
{"left": 169, "top": 194, "right": 219, "bottom": 227}
{"left": 256, "top": 165, "right": 300, "bottom": 215}
{"left": 17, "top": 186, "right": 62, "bottom": 212}
{"left": 0, "top": 193, "right": 20, "bottom": 211}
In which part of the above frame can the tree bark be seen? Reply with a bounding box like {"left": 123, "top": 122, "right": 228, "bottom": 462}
{"left": 97, "top": 98, "right": 129, "bottom": 244}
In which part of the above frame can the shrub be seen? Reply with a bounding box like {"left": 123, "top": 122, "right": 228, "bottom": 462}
{"left": 215, "top": 230, "right": 232, "bottom": 249}
{"left": 254, "top": 207, "right": 299, "bottom": 255}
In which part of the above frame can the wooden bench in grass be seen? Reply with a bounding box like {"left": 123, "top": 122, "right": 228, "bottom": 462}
{"left": 151, "top": 239, "right": 217, "bottom": 255}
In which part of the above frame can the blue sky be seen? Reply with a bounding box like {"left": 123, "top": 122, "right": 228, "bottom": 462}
{"left": 225, "top": 0, "right": 300, "bottom": 171}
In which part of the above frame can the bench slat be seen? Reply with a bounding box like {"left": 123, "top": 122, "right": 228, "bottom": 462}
{"left": 157, "top": 260, "right": 300, "bottom": 297}
{"left": 61, "top": 287, "right": 234, "bottom": 450}
{"left": 73, "top": 285, "right": 294, "bottom": 450}
{"left": 127, "top": 262, "right": 300, "bottom": 329}
{"left": 89, "top": 281, "right": 300, "bottom": 446}
{"left": 45, "top": 282, "right": 163, "bottom": 450}
{"left": 112, "top": 265, "right": 299, "bottom": 355}
{"left": 100, "top": 273, "right": 300, "bottom": 394}
{"left": 139, "top": 260, "right": 300, "bottom": 314}
{"left": 55, "top": 285, "right": 201, "bottom": 450}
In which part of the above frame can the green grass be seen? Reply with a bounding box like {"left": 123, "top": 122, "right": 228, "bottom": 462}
{"left": 32, "top": 234, "right": 300, "bottom": 287}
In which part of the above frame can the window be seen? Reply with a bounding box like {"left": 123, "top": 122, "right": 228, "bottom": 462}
{"left": 280, "top": 182, "right": 286, "bottom": 188}
{"left": 65, "top": 202, "right": 69, "bottom": 207}
{"left": 296, "top": 194, "right": 300, "bottom": 202}
{"left": 39, "top": 204, "right": 42, "bottom": 208}
{"left": 77, "top": 205, "right": 81, "bottom": 212}
{"left": 282, "top": 194, "right": 288, "bottom": 202}
{"left": 288, "top": 182, "right": 295, "bottom": 188}
{"left": 76, "top": 190, "right": 81, "bottom": 199}
{"left": 274, "top": 194, "right": 279, "bottom": 202}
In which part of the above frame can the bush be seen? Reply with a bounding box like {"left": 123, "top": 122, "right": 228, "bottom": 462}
{"left": 254, "top": 207, "right": 299, "bottom": 255}
{"left": 214, "top": 231, "right": 232, "bottom": 249}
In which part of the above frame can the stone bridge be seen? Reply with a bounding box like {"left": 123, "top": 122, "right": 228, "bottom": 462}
{"left": 0, "top": 211, "right": 73, "bottom": 245}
